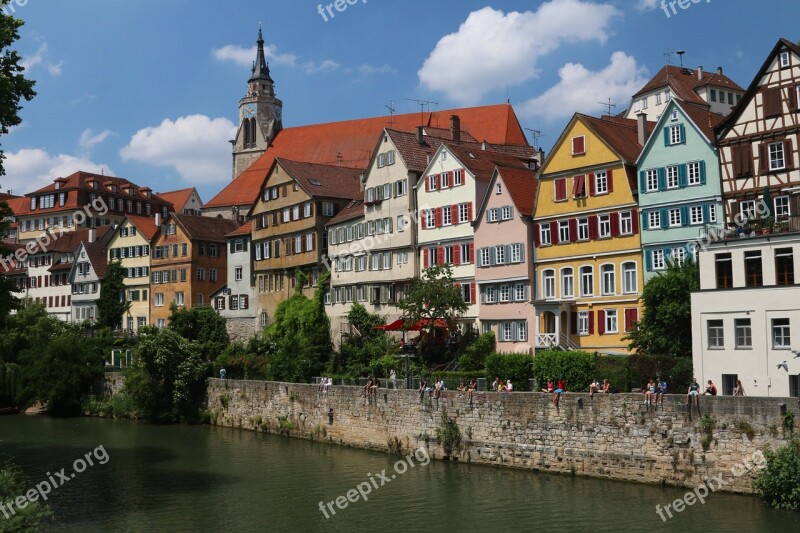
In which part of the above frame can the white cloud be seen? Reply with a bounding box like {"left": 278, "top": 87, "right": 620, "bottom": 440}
{"left": 1, "top": 149, "right": 113, "bottom": 195}
{"left": 636, "top": 0, "right": 659, "bottom": 10}
{"left": 302, "top": 59, "right": 341, "bottom": 74}
{"left": 347, "top": 64, "right": 398, "bottom": 75}
{"left": 120, "top": 115, "right": 237, "bottom": 184}
{"left": 21, "top": 42, "right": 63, "bottom": 77}
{"left": 519, "top": 51, "right": 649, "bottom": 121}
{"left": 418, "top": 1, "right": 621, "bottom": 105}
{"left": 79, "top": 129, "right": 114, "bottom": 151}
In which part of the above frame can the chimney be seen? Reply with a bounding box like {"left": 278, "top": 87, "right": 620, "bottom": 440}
{"left": 450, "top": 115, "right": 461, "bottom": 143}
{"left": 717, "top": 66, "right": 723, "bottom": 75}
{"left": 537, "top": 147, "right": 545, "bottom": 168}
{"left": 636, "top": 112, "right": 648, "bottom": 146}
{"left": 88, "top": 229, "right": 96, "bottom": 244}
{"left": 416, "top": 126, "right": 424, "bottom": 144}
{"left": 155, "top": 213, "right": 161, "bottom": 227}
{"left": 697, "top": 65, "right": 703, "bottom": 80}
{"left": 359, "top": 172, "right": 366, "bottom": 193}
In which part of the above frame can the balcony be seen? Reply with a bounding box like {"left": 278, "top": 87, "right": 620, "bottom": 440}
{"left": 702, "top": 215, "right": 800, "bottom": 242}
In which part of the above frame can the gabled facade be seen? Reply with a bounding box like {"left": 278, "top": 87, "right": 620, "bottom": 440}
{"left": 533, "top": 114, "right": 646, "bottom": 354}
{"left": 106, "top": 215, "right": 157, "bottom": 333}
{"left": 250, "top": 159, "right": 362, "bottom": 326}
{"left": 474, "top": 167, "right": 537, "bottom": 352}
{"left": 69, "top": 241, "right": 108, "bottom": 324}
{"left": 637, "top": 101, "right": 725, "bottom": 280}
{"left": 691, "top": 232, "right": 800, "bottom": 397}
{"left": 158, "top": 188, "right": 204, "bottom": 217}
{"left": 211, "top": 221, "right": 257, "bottom": 342}
{"left": 149, "top": 214, "right": 239, "bottom": 328}
{"left": 716, "top": 38, "right": 800, "bottom": 226}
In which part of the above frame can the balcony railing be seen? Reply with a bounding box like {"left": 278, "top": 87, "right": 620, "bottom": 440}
{"left": 701, "top": 215, "right": 800, "bottom": 242}
{"left": 536, "top": 333, "right": 557, "bottom": 348}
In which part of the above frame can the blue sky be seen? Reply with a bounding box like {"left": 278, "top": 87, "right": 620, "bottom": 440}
{"left": 2, "top": 0, "right": 798, "bottom": 203}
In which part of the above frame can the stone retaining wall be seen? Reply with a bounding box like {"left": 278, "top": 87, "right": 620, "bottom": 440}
{"left": 206, "top": 379, "right": 800, "bottom": 494}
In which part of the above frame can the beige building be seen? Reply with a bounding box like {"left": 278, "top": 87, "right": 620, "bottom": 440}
{"left": 106, "top": 215, "right": 158, "bottom": 333}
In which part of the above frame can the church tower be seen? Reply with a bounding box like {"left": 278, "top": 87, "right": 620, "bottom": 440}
{"left": 232, "top": 25, "right": 283, "bottom": 179}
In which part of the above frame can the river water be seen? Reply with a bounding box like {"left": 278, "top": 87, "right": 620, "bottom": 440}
{"left": 0, "top": 416, "right": 797, "bottom": 532}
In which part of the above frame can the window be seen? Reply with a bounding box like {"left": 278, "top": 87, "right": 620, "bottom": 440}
{"left": 460, "top": 283, "right": 472, "bottom": 304}
{"left": 578, "top": 311, "right": 589, "bottom": 335}
{"left": 502, "top": 323, "right": 513, "bottom": 342}
{"left": 174, "top": 292, "right": 185, "bottom": 306}
{"left": 648, "top": 211, "right": 660, "bottom": 229}
{"left": 666, "top": 166, "right": 679, "bottom": 189}
{"left": 543, "top": 270, "right": 555, "bottom": 299}
{"left": 708, "top": 320, "right": 724, "bottom": 349}
{"left": 454, "top": 170, "right": 463, "bottom": 186}
{"left": 459, "top": 243, "right": 470, "bottom": 265}
{"left": 668, "top": 208, "right": 681, "bottom": 227}
{"left": 577, "top": 218, "right": 589, "bottom": 241}
{"left": 510, "top": 243, "right": 522, "bottom": 263}
{"left": 690, "top": 206, "right": 704, "bottom": 225}
{"left": 768, "top": 141, "right": 785, "bottom": 171}
{"left": 669, "top": 124, "right": 683, "bottom": 145}
{"left": 485, "top": 286, "right": 496, "bottom": 304}
{"left": 740, "top": 200, "right": 756, "bottom": 221}
{"left": 687, "top": 162, "right": 701, "bottom": 185}
{"left": 425, "top": 209, "right": 435, "bottom": 228}
{"left": 572, "top": 135, "right": 586, "bottom": 155}
{"left": 495, "top": 183, "right": 501, "bottom": 195}
{"left": 517, "top": 321, "right": 528, "bottom": 342}
{"left": 495, "top": 245, "right": 506, "bottom": 265}
{"left": 710, "top": 89, "right": 717, "bottom": 102}
{"left": 442, "top": 206, "right": 452, "bottom": 226}
{"left": 395, "top": 179, "right": 408, "bottom": 197}
{"left": 322, "top": 202, "right": 335, "bottom": 216}
{"left": 558, "top": 220, "right": 570, "bottom": 242}
{"left": 671, "top": 247, "right": 686, "bottom": 266}
{"left": 598, "top": 215, "right": 611, "bottom": 238}
{"left": 656, "top": 93, "right": 662, "bottom": 105}
{"left": 773, "top": 318, "right": 791, "bottom": 349}
{"left": 499, "top": 285, "right": 511, "bottom": 303}
{"left": 539, "top": 223, "right": 551, "bottom": 246}
{"left": 601, "top": 264, "right": 615, "bottom": 295}
{"left": 555, "top": 178, "right": 567, "bottom": 202}
{"left": 480, "top": 248, "right": 491, "bottom": 267}
{"left": 715, "top": 253, "right": 733, "bottom": 288}
{"left": 427, "top": 174, "right": 438, "bottom": 191}
{"left": 619, "top": 211, "right": 632, "bottom": 234}
{"left": 709, "top": 204, "right": 717, "bottom": 223}
{"left": 652, "top": 249, "right": 665, "bottom": 271}
{"left": 780, "top": 51, "right": 790, "bottom": 68}
{"left": 234, "top": 266, "right": 243, "bottom": 282}
{"left": 514, "top": 283, "right": 527, "bottom": 301}
{"left": 155, "top": 293, "right": 164, "bottom": 307}
{"left": 735, "top": 318, "right": 752, "bottom": 349}
{"left": 458, "top": 203, "right": 469, "bottom": 223}
{"left": 604, "top": 310, "right": 618, "bottom": 334}
{"left": 776, "top": 248, "right": 795, "bottom": 286}
{"left": 573, "top": 175, "right": 586, "bottom": 198}
{"left": 197, "top": 268, "right": 205, "bottom": 281}
{"left": 774, "top": 196, "right": 791, "bottom": 219}
{"left": 210, "top": 268, "right": 218, "bottom": 282}
{"left": 744, "top": 251, "right": 763, "bottom": 287}
{"left": 580, "top": 266, "right": 593, "bottom": 296}
{"left": 621, "top": 262, "right": 637, "bottom": 294}
{"left": 487, "top": 209, "right": 499, "bottom": 223}
{"left": 561, "top": 268, "right": 574, "bottom": 298}
{"left": 501, "top": 206, "right": 513, "bottom": 220}
{"left": 594, "top": 171, "right": 608, "bottom": 195}
{"left": 728, "top": 92, "right": 734, "bottom": 105}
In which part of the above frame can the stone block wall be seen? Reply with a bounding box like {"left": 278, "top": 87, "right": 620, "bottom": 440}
{"left": 206, "top": 379, "right": 800, "bottom": 494}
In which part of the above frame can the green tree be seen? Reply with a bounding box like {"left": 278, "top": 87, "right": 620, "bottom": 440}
{"left": 124, "top": 328, "right": 207, "bottom": 423}
{"left": 96, "top": 259, "right": 127, "bottom": 330}
{"left": 531, "top": 350, "right": 596, "bottom": 392}
{"left": 266, "top": 271, "right": 331, "bottom": 383}
{"left": 168, "top": 304, "right": 229, "bottom": 360}
{"left": 398, "top": 265, "right": 468, "bottom": 361}
{"left": 0, "top": 459, "right": 51, "bottom": 531}
{"left": 754, "top": 437, "right": 800, "bottom": 511}
{"left": 336, "top": 303, "right": 392, "bottom": 376}
{"left": 0, "top": 3, "right": 37, "bottom": 326}
{"left": 625, "top": 259, "right": 699, "bottom": 356}
{"left": 458, "top": 332, "right": 495, "bottom": 371}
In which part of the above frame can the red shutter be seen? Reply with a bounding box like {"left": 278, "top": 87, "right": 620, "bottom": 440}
{"left": 784, "top": 138, "right": 795, "bottom": 170}
{"left": 534, "top": 224, "right": 541, "bottom": 247}
{"left": 610, "top": 212, "right": 620, "bottom": 237}
{"left": 421, "top": 210, "right": 427, "bottom": 230}
{"left": 568, "top": 218, "right": 578, "bottom": 243}
{"left": 467, "top": 202, "right": 473, "bottom": 221}
{"left": 625, "top": 308, "right": 638, "bottom": 332}
{"left": 423, "top": 249, "right": 429, "bottom": 268}
{"left": 588, "top": 311, "right": 594, "bottom": 335}
{"left": 449, "top": 171, "right": 455, "bottom": 187}
{"left": 435, "top": 208, "right": 443, "bottom": 227}
{"left": 453, "top": 244, "right": 461, "bottom": 264}
{"left": 425, "top": 177, "right": 430, "bottom": 192}
{"left": 631, "top": 209, "right": 639, "bottom": 234}
{"left": 67, "top": 295, "right": 71, "bottom": 306}
{"left": 44, "top": 276, "right": 48, "bottom": 287}
{"left": 555, "top": 179, "right": 567, "bottom": 201}
{"left": 451, "top": 204, "right": 458, "bottom": 224}
{"left": 469, "top": 242, "right": 475, "bottom": 263}
{"left": 551, "top": 221, "right": 559, "bottom": 244}
{"left": 598, "top": 310, "right": 606, "bottom": 335}
{"left": 759, "top": 142, "right": 768, "bottom": 173}
{"left": 470, "top": 283, "right": 476, "bottom": 304}
{"left": 437, "top": 246, "right": 445, "bottom": 264}
{"left": 48, "top": 297, "right": 53, "bottom": 307}
{"left": 607, "top": 169, "right": 614, "bottom": 192}
{"left": 588, "top": 173, "right": 596, "bottom": 196}
{"left": 588, "top": 216, "right": 599, "bottom": 240}
{"left": 570, "top": 312, "right": 578, "bottom": 335}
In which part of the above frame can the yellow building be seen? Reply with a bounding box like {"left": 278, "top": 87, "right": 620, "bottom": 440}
{"left": 533, "top": 114, "right": 651, "bottom": 354}
{"left": 106, "top": 215, "right": 159, "bottom": 334}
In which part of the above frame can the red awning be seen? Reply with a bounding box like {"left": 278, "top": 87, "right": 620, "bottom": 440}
{"left": 372, "top": 319, "right": 406, "bottom": 331}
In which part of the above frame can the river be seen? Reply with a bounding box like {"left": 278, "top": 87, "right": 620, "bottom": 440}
{"left": 0, "top": 416, "right": 797, "bottom": 532}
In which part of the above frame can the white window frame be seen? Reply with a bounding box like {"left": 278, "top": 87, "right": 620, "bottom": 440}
{"left": 668, "top": 208, "right": 682, "bottom": 227}
{"left": 666, "top": 166, "right": 679, "bottom": 189}
{"left": 540, "top": 224, "right": 551, "bottom": 246}
{"left": 510, "top": 243, "right": 522, "bottom": 263}
{"left": 687, "top": 162, "right": 701, "bottom": 185}
{"left": 579, "top": 266, "right": 594, "bottom": 297}
{"left": 622, "top": 262, "right": 637, "bottom": 294}
{"left": 561, "top": 268, "right": 574, "bottom": 299}
{"left": 600, "top": 264, "right": 616, "bottom": 296}
{"left": 772, "top": 318, "right": 791, "bottom": 349}
{"left": 648, "top": 211, "right": 660, "bottom": 230}
{"left": 669, "top": 124, "right": 682, "bottom": 145}
{"left": 768, "top": 141, "right": 786, "bottom": 171}
{"left": 598, "top": 214, "right": 611, "bottom": 238}
{"left": 652, "top": 249, "right": 665, "bottom": 270}
{"left": 542, "top": 270, "right": 555, "bottom": 299}
{"left": 594, "top": 171, "right": 608, "bottom": 195}
{"left": 558, "top": 220, "right": 570, "bottom": 242}
{"left": 577, "top": 311, "right": 589, "bottom": 335}
{"left": 604, "top": 309, "right": 618, "bottom": 334}
{"left": 774, "top": 196, "right": 791, "bottom": 220}
{"left": 501, "top": 206, "right": 512, "bottom": 220}
{"left": 619, "top": 211, "right": 632, "bottom": 235}
{"left": 690, "top": 206, "right": 704, "bottom": 225}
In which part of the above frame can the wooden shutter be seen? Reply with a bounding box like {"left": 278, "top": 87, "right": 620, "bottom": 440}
{"left": 451, "top": 205, "right": 458, "bottom": 224}
{"left": 570, "top": 312, "right": 578, "bottom": 335}
{"left": 607, "top": 169, "right": 614, "bottom": 192}
{"left": 421, "top": 210, "right": 427, "bottom": 230}
{"left": 469, "top": 242, "right": 475, "bottom": 263}
{"left": 435, "top": 207, "right": 443, "bottom": 227}
{"left": 610, "top": 212, "right": 620, "bottom": 237}
{"left": 568, "top": 218, "right": 577, "bottom": 243}
{"left": 423, "top": 250, "right": 429, "bottom": 268}
{"left": 550, "top": 221, "right": 559, "bottom": 245}
{"left": 588, "top": 216, "right": 599, "bottom": 240}
{"left": 784, "top": 138, "right": 795, "bottom": 170}
{"left": 242, "top": 295, "right": 249, "bottom": 310}
{"left": 453, "top": 245, "right": 461, "bottom": 265}
{"left": 588, "top": 173, "right": 596, "bottom": 196}
{"left": 588, "top": 311, "right": 594, "bottom": 335}
{"left": 763, "top": 88, "right": 782, "bottom": 117}
{"left": 631, "top": 209, "right": 639, "bottom": 234}
{"left": 467, "top": 202, "right": 473, "bottom": 221}
{"left": 598, "top": 310, "right": 606, "bottom": 335}
{"left": 789, "top": 85, "right": 798, "bottom": 111}
{"left": 639, "top": 170, "right": 647, "bottom": 193}
{"left": 759, "top": 142, "right": 769, "bottom": 174}
{"left": 534, "top": 224, "right": 541, "bottom": 247}
{"left": 470, "top": 283, "right": 476, "bottom": 304}
{"left": 555, "top": 179, "right": 567, "bottom": 201}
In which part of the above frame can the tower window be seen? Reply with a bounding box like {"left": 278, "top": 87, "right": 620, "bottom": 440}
{"left": 243, "top": 118, "right": 257, "bottom": 149}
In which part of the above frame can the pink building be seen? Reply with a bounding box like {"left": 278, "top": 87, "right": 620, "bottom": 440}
{"left": 474, "top": 167, "right": 537, "bottom": 352}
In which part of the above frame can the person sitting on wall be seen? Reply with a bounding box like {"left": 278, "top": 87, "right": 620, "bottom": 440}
{"left": 552, "top": 379, "right": 566, "bottom": 406}
{"left": 656, "top": 378, "right": 668, "bottom": 406}
{"left": 644, "top": 378, "right": 657, "bottom": 406}
{"left": 492, "top": 377, "right": 501, "bottom": 391}
{"left": 542, "top": 379, "right": 555, "bottom": 394}
{"left": 601, "top": 379, "right": 611, "bottom": 394}
{"left": 369, "top": 376, "right": 379, "bottom": 399}
{"left": 362, "top": 377, "right": 373, "bottom": 398}
{"left": 505, "top": 379, "right": 513, "bottom": 392}
{"left": 467, "top": 379, "right": 477, "bottom": 402}
{"left": 687, "top": 378, "right": 701, "bottom": 409}
{"left": 588, "top": 379, "right": 600, "bottom": 398}
{"left": 418, "top": 380, "right": 428, "bottom": 402}
{"left": 702, "top": 380, "right": 717, "bottom": 396}
{"left": 733, "top": 379, "right": 745, "bottom": 396}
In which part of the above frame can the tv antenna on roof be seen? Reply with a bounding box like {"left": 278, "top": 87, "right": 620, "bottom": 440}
{"left": 524, "top": 128, "right": 542, "bottom": 150}
{"left": 403, "top": 98, "right": 438, "bottom": 125}
{"left": 385, "top": 100, "right": 396, "bottom": 127}
{"left": 597, "top": 97, "right": 616, "bottom": 117}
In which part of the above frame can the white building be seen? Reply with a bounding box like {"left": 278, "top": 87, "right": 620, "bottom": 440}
{"left": 211, "top": 221, "right": 258, "bottom": 342}
{"left": 691, "top": 231, "right": 800, "bottom": 397}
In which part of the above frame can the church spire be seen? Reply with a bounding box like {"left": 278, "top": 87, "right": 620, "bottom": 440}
{"left": 249, "top": 24, "right": 272, "bottom": 83}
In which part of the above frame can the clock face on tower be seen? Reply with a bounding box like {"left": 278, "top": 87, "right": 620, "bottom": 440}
{"left": 243, "top": 104, "right": 256, "bottom": 119}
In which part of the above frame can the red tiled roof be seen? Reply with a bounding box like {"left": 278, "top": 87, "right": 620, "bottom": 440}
{"left": 156, "top": 188, "right": 201, "bottom": 211}
{"left": 386, "top": 128, "right": 482, "bottom": 174}
{"left": 225, "top": 220, "right": 252, "bottom": 238}
{"left": 4, "top": 197, "right": 25, "bottom": 216}
{"left": 15, "top": 171, "right": 172, "bottom": 217}
{"left": 172, "top": 213, "right": 240, "bottom": 242}
{"left": 675, "top": 101, "right": 725, "bottom": 143}
{"left": 579, "top": 114, "right": 654, "bottom": 164}
{"left": 496, "top": 167, "right": 537, "bottom": 216}
{"left": 206, "top": 104, "right": 528, "bottom": 208}
{"left": 633, "top": 65, "right": 744, "bottom": 104}
{"left": 83, "top": 241, "right": 109, "bottom": 279}
{"left": 327, "top": 199, "right": 365, "bottom": 227}
{"left": 277, "top": 158, "right": 363, "bottom": 201}
{"left": 0, "top": 193, "right": 19, "bottom": 202}
{"left": 126, "top": 215, "right": 159, "bottom": 241}
{"left": 445, "top": 144, "right": 531, "bottom": 182}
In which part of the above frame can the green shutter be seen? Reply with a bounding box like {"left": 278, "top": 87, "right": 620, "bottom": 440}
{"left": 699, "top": 160, "right": 707, "bottom": 185}
{"left": 660, "top": 209, "right": 669, "bottom": 229}
{"left": 657, "top": 168, "right": 666, "bottom": 190}
{"left": 678, "top": 164, "right": 688, "bottom": 188}
{"left": 663, "top": 127, "right": 670, "bottom": 146}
